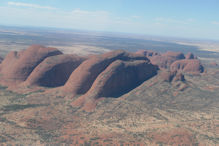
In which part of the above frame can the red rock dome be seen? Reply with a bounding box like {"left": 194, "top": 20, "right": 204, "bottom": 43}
{"left": 0, "top": 45, "right": 62, "bottom": 83}
{"left": 25, "top": 54, "right": 85, "bottom": 87}
{"left": 170, "top": 59, "right": 204, "bottom": 73}
{"left": 63, "top": 50, "right": 149, "bottom": 95}
{"left": 72, "top": 59, "right": 158, "bottom": 111}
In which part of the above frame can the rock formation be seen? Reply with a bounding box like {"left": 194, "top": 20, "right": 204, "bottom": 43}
{"left": 136, "top": 50, "right": 159, "bottom": 57}
{"left": 0, "top": 45, "right": 205, "bottom": 111}
{"left": 91, "top": 60, "right": 157, "bottom": 97}
{"left": 0, "top": 56, "right": 3, "bottom": 63}
{"left": 173, "top": 72, "right": 185, "bottom": 82}
{"left": 137, "top": 50, "right": 185, "bottom": 69}
{"left": 162, "top": 51, "right": 185, "bottom": 60}
{"left": 63, "top": 50, "right": 149, "bottom": 95}
{"left": 0, "top": 45, "right": 62, "bottom": 83}
{"left": 170, "top": 59, "right": 204, "bottom": 73}
{"left": 0, "top": 56, "right": 3, "bottom": 70}
{"left": 150, "top": 51, "right": 185, "bottom": 69}
{"left": 159, "top": 70, "right": 185, "bottom": 82}
{"left": 136, "top": 50, "right": 204, "bottom": 84}
{"left": 72, "top": 59, "right": 158, "bottom": 111}
{"left": 185, "top": 52, "right": 196, "bottom": 59}
{"left": 25, "top": 54, "right": 85, "bottom": 87}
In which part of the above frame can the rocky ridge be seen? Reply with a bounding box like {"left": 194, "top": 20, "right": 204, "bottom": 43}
{"left": 0, "top": 45, "right": 218, "bottom": 146}
{"left": 0, "top": 45, "right": 205, "bottom": 111}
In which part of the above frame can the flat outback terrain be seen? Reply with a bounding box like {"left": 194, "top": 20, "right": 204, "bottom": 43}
{"left": 0, "top": 26, "right": 219, "bottom": 145}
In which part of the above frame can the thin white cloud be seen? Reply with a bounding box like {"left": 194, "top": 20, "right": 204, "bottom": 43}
{"left": 8, "top": 2, "right": 56, "bottom": 10}
{"left": 0, "top": 6, "right": 113, "bottom": 29}
{"left": 70, "top": 9, "right": 110, "bottom": 18}
{"left": 131, "top": 15, "right": 141, "bottom": 19}
{"left": 3, "top": 3, "right": 145, "bottom": 32}
{"left": 211, "top": 21, "right": 219, "bottom": 25}
{"left": 154, "top": 17, "right": 195, "bottom": 25}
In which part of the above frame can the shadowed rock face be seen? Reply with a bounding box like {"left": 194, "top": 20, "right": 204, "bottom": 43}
{"left": 135, "top": 50, "right": 204, "bottom": 83}
{"left": 170, "top": 59, "right": 204, "bottom": 73}
{"left": 0, "top": 56, "right": 3, "bottom": 63}
{"left": 185, "top": 52, "right": 195, "bottom": 59}
{"left": 136, "top": 50, "right": 159, "bottom": 57}
{"left": 0, "top": 51, "right": 21, "bottom": 72}
{"left": 63, "top": 50, "right": 149, "bottom": 94}
{"left": 25, "top": 54, "right": 85, "bottom": 87}
{"left": 160, "top": 70, "right": 185, "bottom": 82}
{"left": 0, "top": 45, "right": 207, "bottom": 113}
{"left": 0, "top": 56, "right": 3, "bottom": 70}
{"left": 162, "top": 51, "right": 185, "bottom": 60}
{"left": 85, "top": 60, "right": 157, "bottom": 98}
{"left": 150, "top": 51, "right": 185, "bottom": 69}
{"left": 173, "top": 72, "right": 185, "bottom": 82}
{"left": 0, "top": 45, "right": 62, "bottom": 83}
{"left": 137, "top": 50, "right": 185, "bottom": 69}
{"left": 72, "top": 59, "right": 158, "bottom": 111}
{"left": 149, "top": 55, "right": 171, "bottom": 69}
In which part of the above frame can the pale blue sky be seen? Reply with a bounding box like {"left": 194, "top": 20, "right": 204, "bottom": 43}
{"left": 0, "top": 0, "right": 219, "bottom": 40}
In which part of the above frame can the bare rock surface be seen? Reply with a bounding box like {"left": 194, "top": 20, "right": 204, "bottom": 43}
{"left": 185, "top": 52, "right": 196, "bottom": 59}
{"left": 137, "top": 50, "right": 185, "bottom": 69}
{"left": 63, "top": 50, "right": 149, "bottom": 94}
{"left": 170, "top": 59, "right": 204, "bottom": 73}
{"left": 72, "top": 60, "right": 158, "bottom": 111}
{"left": 162, "top": 51, "right": 185, "bottom": 60}
{"left": 159, "top": 70, "right": 185, "bottom": 82}
{"left": 150, "top": 51, "right": 185, "bottom": 69}
{"left": 0, "top": 45, "right": 62, "bottom": 84}
{"left": 25, "top": 54, "right": 85, "bottom": 87}
{"left": 136, "top": 50, "right": 159, "bottom": 57}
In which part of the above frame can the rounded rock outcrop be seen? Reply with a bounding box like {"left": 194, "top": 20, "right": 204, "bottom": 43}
{"left": 63, "top": 50, "right": 149, "bottom": 95}
{"left": 0, "top": 45, "right": 62, "bottom": 83}
{"left": 170, "top": 59, "right": 204, "bottom": 73}
{"left": 142, "top": 51, "right": 185, "bottom": 69}
{"left": 85, "top": 60, "right": 157, "bottom": 98}
{"left": 162, "top": 51, "right": 185, "bottom": 60}
{"left": 72, "top": 59, "right": 158, "bottom": 111}
{"left": 25, "top": 54, "right": 85, "bottom": 87}
{"left": 159, "top": 70, "right": 185, "bottom": 82}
